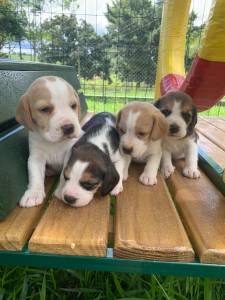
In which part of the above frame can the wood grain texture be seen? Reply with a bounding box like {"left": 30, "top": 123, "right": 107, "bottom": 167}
{"left": 198, "top": 132, "right": 225, "bottom": 169}
{"left": 196, "top": 119, "right": 225, "bottom": 151}
{"left": 0, "top": 178, "right": 54, "bottom": 250}
{"left": 201, "top": 117, "right": 225, "bottom": 132}
{"left": 167, "top": 160, "right": 225, "bottom": 264}
{"left": 114, "top": 164, "right": 194, "bottom": 261}
{"left": 29, "top": 196, "right": 110, "bottom": 257}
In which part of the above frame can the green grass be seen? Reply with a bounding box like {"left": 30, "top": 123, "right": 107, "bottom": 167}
{"left": 1, "top": 267, "right": 225, "bottom": 299}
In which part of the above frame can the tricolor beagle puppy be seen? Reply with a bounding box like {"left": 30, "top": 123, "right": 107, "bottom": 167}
{"left": 54, "top": 112, "right": 124, "bottom": 207}
{"left": 16, "top": 76, "right": 82, "bottom": 207}
{"left": 116, "top": 102, "right": 168, "bottom": 186}
{"left": 154, "top": 91, "right": 200, "bottom": 179}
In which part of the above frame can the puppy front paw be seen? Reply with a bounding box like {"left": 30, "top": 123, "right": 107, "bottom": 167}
{"left": 110, "top": 181, "right": 123, "bottom": 196}
{"left": 161, "top": 164, "right": 175, "bottom": 178}
{"left": 139, "top": 172, "right": 157, "bottom": 186}
{"left": 19, "top": 189, "right": 45, "bottom": 207}
{"left": 183, "top": 167, "right": 200, "bottom": 179}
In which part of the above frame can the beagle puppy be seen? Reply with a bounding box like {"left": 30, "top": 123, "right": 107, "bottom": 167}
{"left": 54, "top": 112, "right": 124, "bottom": 207}
{"left": 154, "top": 91, "right": 200, "bottom": 179}
{"left": 116, "top": 102, "right": 168, "bottom": 186}
{"left": 16, "top": 76, "right": 82, "bottom": 207}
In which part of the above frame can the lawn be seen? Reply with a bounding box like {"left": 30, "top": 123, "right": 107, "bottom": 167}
{"left": 1, "top": 267, "right": 225, "bottom": 299}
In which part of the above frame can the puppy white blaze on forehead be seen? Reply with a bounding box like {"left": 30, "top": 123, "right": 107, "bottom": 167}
{"left": 127, "top": 111, "right": 140, "bottom": 131}
{"left": 172, "top": 101, "right": 181, "bottom": 114}
{"left": 70, "top": 160, "right": 89, "bottom": 182}
{"left": 45, "top": 78, "right": 70, "bottom": 108}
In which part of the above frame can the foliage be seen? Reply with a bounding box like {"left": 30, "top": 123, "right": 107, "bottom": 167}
{"left": 106, "top": 0, "right": 162, "bottom": 87}
{"left": 39, "top": 16, "right": 111, "bottom": 82}
{"left": 0, "top": 0, "right": 27, "bottom": 52}
{"left": 185, "top": 10, "right": 205, "bottom": 71}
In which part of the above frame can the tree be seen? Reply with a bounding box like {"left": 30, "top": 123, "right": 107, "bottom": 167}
{"left": 185, "top": 11, "right": 205, "bottom": 71}
{"left": 0, "top": 1, "right": 27, "bottom": 55}
{"left": 39, "top": 15, "right": 111, "bottom": 81}
{"left": 106, "top": 0, "right": 162, "bottom": 86}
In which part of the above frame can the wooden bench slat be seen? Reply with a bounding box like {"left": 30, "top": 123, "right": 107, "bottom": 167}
{"left": 198, "top": 132, "right": 225, "bottom": 169}
{"left": 29, "top": 195, "right": 110, "bottom": 257}
{"left": 0, "top": 178, "right": 54, "bottom": 250}
{"left": 201, "top": 117, "right": 225, "bottom": 132}
{"left": 114, "top": 164, "right": 194, "bottom": 261}
{"left": 167, "top": 161, "right": 225, "bottom": 264}
{"left": 197, "top": 119, "right": 225, "bottom": 151}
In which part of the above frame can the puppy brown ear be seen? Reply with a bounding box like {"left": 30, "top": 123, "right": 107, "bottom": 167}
{"left": 187, "top": 105, "right": 197, "bottom": 135}
{"left": 100, "top": 162, "right": 119, "bottom": 196}
{"left": 16, "top": 94, "right": 34, "bottom": 131}
{"left": 151, "top": 110, "right": 168, "bottom": 141}
{"left": 74, "top": 89, "right": 81, "bottom": 119}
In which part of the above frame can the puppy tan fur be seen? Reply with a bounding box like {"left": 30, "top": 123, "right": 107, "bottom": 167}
{"left": 117, "top": 101, "right": 168, "bottom": 185}
{"left": 16, "top": 76, "right": 82, "bottom": 207}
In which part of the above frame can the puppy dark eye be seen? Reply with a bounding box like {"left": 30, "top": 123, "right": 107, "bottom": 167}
{"left": 137, "top": 132, "right": 147, "bottom": 138}
{"left": 80, "top": 181, "right": 99, "bottom": 191}
{"left": 71, "top": 103, "right": 77, "bottom": 109}
{"left": 64, "top": 173, "right": 69, "bottom": 181}
{"left": 161, "top": 109, "right": 171, "bottom": 117}
{"left": 182, "top": 112, "right": 191, "bottom": 123}
{"left": 39, "top": 106, "right": 53, "bottom": 114}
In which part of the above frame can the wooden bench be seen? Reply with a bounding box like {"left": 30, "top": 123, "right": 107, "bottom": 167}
{"left": 0, "top": 61, "right": 225, "bottom": 278}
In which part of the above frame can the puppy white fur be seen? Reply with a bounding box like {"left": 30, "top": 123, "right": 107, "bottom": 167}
{"left": 117, "top": 102, "right": 168, "bottom": 185}
{"left": 55, "top": 113, "right": 124, "bottom": 207}
{"left": 154, "top": 91, "right": 200, "bottom": 179}
{"left": 16, "top": 76, "right": 82, "bottom": 207}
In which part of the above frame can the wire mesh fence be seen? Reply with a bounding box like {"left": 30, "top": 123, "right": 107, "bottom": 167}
{"left": 0, "top": 0, "right": 224, "bottom": 116}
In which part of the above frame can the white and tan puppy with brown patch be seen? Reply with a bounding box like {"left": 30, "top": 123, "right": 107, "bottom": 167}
{"left": 16, "top": 76, "right": 82, "bottom": 207}
{"left": 154, "top": 91, "right": 200, "bottom": 179}
{"left": 116, "top": 102, "right": 168, "bottom": 186}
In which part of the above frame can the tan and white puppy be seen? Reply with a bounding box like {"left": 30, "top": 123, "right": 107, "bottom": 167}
{"left": 117, "top": 102, "right": 168, "bottom": 185}
{"left": 154, "top": 91, "right": 200, "bottom": 179}
{"left": 16, "top": 76, "right": 82, "bottom": 207}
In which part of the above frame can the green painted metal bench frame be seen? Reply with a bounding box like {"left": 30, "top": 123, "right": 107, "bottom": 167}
{"left": 0, "top": 60, "right": 225, "bottom": 279}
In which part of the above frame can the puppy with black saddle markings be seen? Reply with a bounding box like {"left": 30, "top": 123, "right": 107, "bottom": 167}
{"left": 154, "top": 91, "right": 200, "bottom": 179}
{"left": 54, "top": 112, "right": 125, "bottom": 207}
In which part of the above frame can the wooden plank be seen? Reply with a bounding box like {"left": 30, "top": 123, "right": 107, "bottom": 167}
{"left": 29, "top": 195, "right": 110, "bottom": 257}
{"left": 196, "top": 119, "right": 225, "bottom": 151}
{"left": 0, "top": 178, "right": 54, "bottom": 250}
{"left": 198, "top": 132, "right": 225, "bottom": 169}
{"left": 167, "top": 161, "right": 225, "bottom": 264}
{"left": 201, "top": 117, "right": 225, "bottom": 132}
{"left": 114, "top": 164, "right": 194, "bottom": 261}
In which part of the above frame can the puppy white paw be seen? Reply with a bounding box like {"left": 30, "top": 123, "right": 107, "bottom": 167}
{"left": 161, "top": 164, "right": 175, "bottom": 178}
{"left": 19, "top": 189, "right": 45, "bottom": 207}
{"left": 110, "top": 182, "right": 123, "bottom": 196}
{"left": 139, "top": 173, "right": 157, "bottom": 186}
{"left": 183, "top": 167, "right": 200, "bottom": 179}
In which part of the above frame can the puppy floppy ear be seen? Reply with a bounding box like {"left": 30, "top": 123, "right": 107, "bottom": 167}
{"left": 187, "top": 105, "right": 197, "bottom": 135}
{"left": 150, "top": 110, "right": 168, "bottom": 141}
{"left": 16, "top": 94, "right": 34, "bottom": 131}
{"left": 100, "top": 161, "right": 119, "bottom": 196}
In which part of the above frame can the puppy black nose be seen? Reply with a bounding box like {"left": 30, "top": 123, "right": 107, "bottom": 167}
{"left": 64, "top": 195, "right": 77, "bottom": 205}
{"left": 169, "top": 123, "right": 179, "bottom": 134}
{"left": 122, "top": 146, "right": 133, "bottom": 155}
{"left": 62, "top": 124, "right": 74, "bottom": 135}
